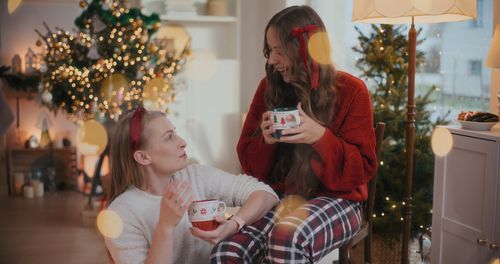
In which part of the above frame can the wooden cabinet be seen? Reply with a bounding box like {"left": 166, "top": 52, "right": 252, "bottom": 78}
{"left": 6, "top": 147, "right": 78, "bottom": 195}
{"left": 432, "top": 127, "right": 500, "bottom": 263}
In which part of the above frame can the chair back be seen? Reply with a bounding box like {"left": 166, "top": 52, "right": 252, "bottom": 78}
{"left": 337, "top": 122, "right": 385, "bottom": 264}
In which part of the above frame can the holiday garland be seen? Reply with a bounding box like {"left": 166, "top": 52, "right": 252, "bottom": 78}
{"left": 0, "top": 66, "right": 40, "bottom": 94}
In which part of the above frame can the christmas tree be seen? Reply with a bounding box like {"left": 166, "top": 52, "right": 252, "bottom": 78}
{"left": 35, "top": 0, "right": 190, "bottom": 121}
{"left": 353, "top": 24, "right": 448, "bottom": 243}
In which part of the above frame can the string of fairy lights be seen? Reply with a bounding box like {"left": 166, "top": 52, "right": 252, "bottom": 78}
{"left": 36, "top": 0, "right": 190, "bottom": 121}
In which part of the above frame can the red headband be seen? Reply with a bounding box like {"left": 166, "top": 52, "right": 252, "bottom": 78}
{"left": 130, "top": 107, "right": 146, "bottom": 152}
{"left": 291, "top": 25, "right": 319, "bottom": 90}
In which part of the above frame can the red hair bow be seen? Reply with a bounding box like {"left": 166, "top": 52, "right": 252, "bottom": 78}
{"left": 130, "top": 107, "right": 146, "bottom": 152}
{"left": 291, "top": 25, "right": 319, "bottom": 90}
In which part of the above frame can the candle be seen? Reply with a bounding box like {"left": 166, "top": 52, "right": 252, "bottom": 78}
{"left": 14, "top": 172, "right": 24, "bottom": 195}
{"left": 23, "top": 185, "right": 34, "bottom": 199}
{"left": 33, "top": 181, "right": 44, "bottom": 197}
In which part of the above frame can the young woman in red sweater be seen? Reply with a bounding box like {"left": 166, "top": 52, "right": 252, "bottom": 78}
{"left": 211, "top": 5, "right": 377, "bottom": 263}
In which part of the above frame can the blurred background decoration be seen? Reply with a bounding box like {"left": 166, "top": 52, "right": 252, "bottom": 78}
{"left": 34, "top": 0, "right": 191, "bottom": 122}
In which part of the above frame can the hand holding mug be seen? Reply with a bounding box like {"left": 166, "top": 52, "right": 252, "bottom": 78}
{"left": 188, "top": 199, "right": 226, "bottom": 231}
{"left": 158, "top": 180, "right": 192, "bottom": 231}
{"left": 270, "top": 107, "right": 301, "bottom": 139}
{"left": 260, "top": 111, "right": 279, "bottom": 144}
{"left": 279, "top": 103, "right": 325, "bottom": 144}
{"left": 190, "top": 215, "right": 239, "bottom": 245}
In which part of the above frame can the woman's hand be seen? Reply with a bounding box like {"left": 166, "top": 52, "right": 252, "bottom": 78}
{"left": 279, "top": 102, "right": 325, "bottom": 144}
{"left": 190, "top": 215, "right": 239, "bottom": 244}
{"left": 158, "top": 180, "right": 192, "bottom": 231}
{"left": 261, "top": 111, "right": 279, "bottom": 144}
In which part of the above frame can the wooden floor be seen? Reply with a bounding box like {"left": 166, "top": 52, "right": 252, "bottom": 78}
{"left": 0, "top": 191, "right": 342, "bottom": 264}
{"left": 0, "top": 192, "right": 110, "bottom": 264}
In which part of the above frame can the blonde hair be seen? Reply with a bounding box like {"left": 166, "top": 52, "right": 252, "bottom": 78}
{"left": 108, "top": 109, "right": 165, "bottom": 202}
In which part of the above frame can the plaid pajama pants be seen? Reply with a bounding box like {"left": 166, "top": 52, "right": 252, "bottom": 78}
{"left": 210, "top": 196, "right": 362, "bottom": 264}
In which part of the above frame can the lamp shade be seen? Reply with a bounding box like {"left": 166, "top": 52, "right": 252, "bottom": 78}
{"left": 352, "top": 0, "right": 477, "bottom": 24}
{"left": 486, "top": 24, "right": 500, "bottom": 68}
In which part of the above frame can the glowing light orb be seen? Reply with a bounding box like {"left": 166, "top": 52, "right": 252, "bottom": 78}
{"left": 8, "top": 0, "right": 22, "bottom": 14}
{"left": 77, "top": 120, "right": 108, "bottom": 156}
{"left": 308, "top": 32, "right": 332, "bottom": 65}
{"left": 100, "top": 74, "right": 128, "bottom": 105}
{"left": 431, "top": 127, "right": 453, "bottom": 157}
{"left": 186, "top": 49, "right": 217, "bottom": 81}
{"left": 274, "top": 195, "right": 308, "bottom": 221}
{"left": 151, "top": 24, "right": 191, "bottom": 59}
{"left": 489, "top": 258, "right": 500, "bottom": 264}
{"left": 97, "top": 209, "right": 123, "bottom": 239}
{"left": 143, "top": 77, "right": 171, "bottom": 111}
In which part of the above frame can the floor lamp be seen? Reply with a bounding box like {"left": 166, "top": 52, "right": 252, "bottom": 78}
{"left": 352, "top": 1, "right": 476, "bottom": 263}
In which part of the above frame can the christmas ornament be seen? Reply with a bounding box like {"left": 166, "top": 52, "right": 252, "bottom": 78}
{"left": 35, "top": 112, "right": 53, "bottom": 148}
{"left": 36, "top": 40, "right": 43, "bottom": 47}
{"left": 79, "top": 0, "right": 87, "bottom": 8}
{"left": 39, "top": 62, "right": 47, "bottom": 73}
{"left": 38, "top": 82, "right": 44, "bottom": 92}
{"left": 91, "top": 15, "right": 106, "bottom": 32}
{"left": 101, "top": 0, "right": 111, "bottom": 10}
{"left": 41, "top": 89, "right": 53, "bottom": 104}
{"left": 87, "top": 41, "right": 101, "bottom": 60}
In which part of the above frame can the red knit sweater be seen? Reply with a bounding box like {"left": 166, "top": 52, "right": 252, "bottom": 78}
{"left": 237, "top": 71, "right": 377, "bottom": 201}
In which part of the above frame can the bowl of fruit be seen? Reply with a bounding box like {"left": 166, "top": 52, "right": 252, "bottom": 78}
{"left": 456, "top": 111, "right": 499, "bottom": 131}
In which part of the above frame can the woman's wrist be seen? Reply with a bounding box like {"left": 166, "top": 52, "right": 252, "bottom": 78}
{"left": 228, "top": 215, "right": 246, "bottom": 232}
{"left": 157, "top": 220, "right": 175, "bottom": 234}
{"left": 226, "top": 218, "right": 239, "bottom": 234}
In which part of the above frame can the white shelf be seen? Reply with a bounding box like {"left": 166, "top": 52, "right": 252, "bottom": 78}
{"left": 160, "top": 15, "right": 237, "bottom": 23}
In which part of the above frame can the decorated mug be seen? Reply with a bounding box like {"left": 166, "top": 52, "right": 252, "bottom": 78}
{"left": 188, "top": 199, "right": 226, "bottom": 231}
{"left": 271, "top": 107, "right": 301, "bottom": 139}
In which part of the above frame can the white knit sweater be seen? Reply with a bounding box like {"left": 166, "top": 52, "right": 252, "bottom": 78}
{"left": 105, "top": 164, "right": 278, "bottom": 264}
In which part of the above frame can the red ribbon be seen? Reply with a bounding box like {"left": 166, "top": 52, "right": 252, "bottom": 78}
{"left": 291, "top": 25, "right": 319, "bottom": 90}
{"left": 130, "top": 107, "right": 147, "bottom": 152}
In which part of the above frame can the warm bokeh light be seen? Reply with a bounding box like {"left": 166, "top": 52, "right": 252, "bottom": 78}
{"left": 8, "top": 0, "right": 22, "bottom": 14}
{"left": 273, "top": 195, "right": 309, "bottom": 233}
{"left": 431, "top": 127, "right": 453, "bottom": 157}
{"left": 308, "top": 32, "right": 332, "bottom": 65}
{"left": 274, "top": 195, "right": 307, "bottom": 221}
{"left": 186, "top": 49, "right": 217, "bottom": 81}
{"left": 142, "top": 77, "right": 171, "bottom": 111}
{"left": 151, "top": 24, "right": 191, "bottom": 59}
{"left": 489, "top": 258, "right": 500, "bottom": 264}
{"left": 97, "top": 209, "right": 123, "bottom": 239}
{"left": 77, "top": 120, "right": 108, "bottom": 155}
{"left": 100, "top": 74, "right": 128, "bottom": 105}
{"left": 83, "top": 154, "right": 110, "bottom": 178}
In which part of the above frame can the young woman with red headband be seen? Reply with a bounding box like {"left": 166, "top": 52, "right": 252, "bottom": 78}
{"left": 211, "top": 5, "right": 377, "bottom": 263}
{"left": 104, "top": 108, "right": 278, "bottom": 264}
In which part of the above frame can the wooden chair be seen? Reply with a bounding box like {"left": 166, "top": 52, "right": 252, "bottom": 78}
{"left": 338, "top": 122, "right": 385, "bottom": 264}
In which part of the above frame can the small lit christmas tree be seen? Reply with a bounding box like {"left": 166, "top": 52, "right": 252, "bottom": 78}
{"left": 353, "top": 24, "right": 448, "bottom": 243}
{"left": 36, "top": 0, "right": 190, "bottom": 121}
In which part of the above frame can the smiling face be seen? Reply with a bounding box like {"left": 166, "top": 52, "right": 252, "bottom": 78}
{"left": 141, "top": 116, "right": 189, "bottom": 176}
{"left": 266, "top": 26, "right": 293, "bottom": 83}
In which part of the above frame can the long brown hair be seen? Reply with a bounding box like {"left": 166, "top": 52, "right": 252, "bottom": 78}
{"left": 108, "top": 109, "right": 165, "bottom": 203}
{"left": 263, "top": 6, "right": 337, "bottom": 199}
